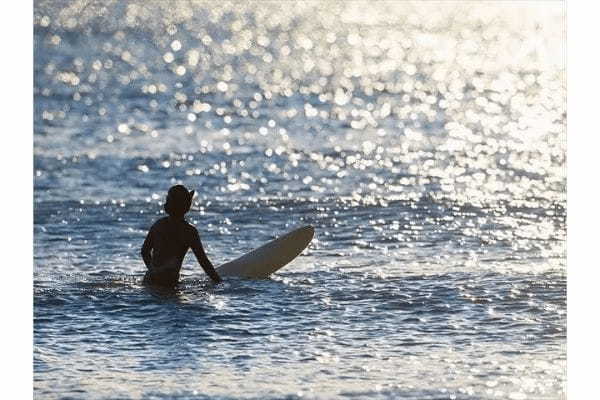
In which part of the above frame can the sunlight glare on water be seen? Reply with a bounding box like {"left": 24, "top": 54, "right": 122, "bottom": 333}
{"left": 34, "top": 1, "right": 565, "bottom": 399}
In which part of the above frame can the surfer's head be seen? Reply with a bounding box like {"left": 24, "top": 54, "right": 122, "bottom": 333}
{"left": 164, "top": 185, "right": 194, "bottom": 218}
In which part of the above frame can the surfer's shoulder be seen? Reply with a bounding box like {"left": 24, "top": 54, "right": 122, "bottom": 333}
{"left": 183, "top": 220, "right": 198, "bottom": 232}
{"left": 150, "top": 217, "right": 170, "bottom": 229}
{"left": 182, "top": 220, "right": 201, "bottom": 239}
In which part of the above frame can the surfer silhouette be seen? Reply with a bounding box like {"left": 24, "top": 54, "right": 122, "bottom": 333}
{"left": 141, "top": 185, "right": 222, "bottom": 286}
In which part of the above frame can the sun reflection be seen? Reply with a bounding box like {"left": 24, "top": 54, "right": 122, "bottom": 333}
{"left": 34, "top": 1, "right": 565, "bottom": 396}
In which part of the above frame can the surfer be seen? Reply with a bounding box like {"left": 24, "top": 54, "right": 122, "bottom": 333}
{"left": 141, "top": 185, "right": 222, "bottom": 286}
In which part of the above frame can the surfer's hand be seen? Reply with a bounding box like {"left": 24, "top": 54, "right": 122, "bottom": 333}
{"left": 209, "top": 271, "right": 222, "bottom": 284}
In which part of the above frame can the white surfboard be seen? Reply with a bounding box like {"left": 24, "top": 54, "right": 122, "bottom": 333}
{"left": 216, "top": 225, "right": 314, "bottom": 278}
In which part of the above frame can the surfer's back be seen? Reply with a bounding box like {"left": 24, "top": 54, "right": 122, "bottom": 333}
{"left": 141, "top": 185, "right": 221, "bottom": 286}
{"left": 141, "top": 216, "right": 200, "bottom": 285}
{"left": 147, "top": 217, "right": 198, "bottom": 265}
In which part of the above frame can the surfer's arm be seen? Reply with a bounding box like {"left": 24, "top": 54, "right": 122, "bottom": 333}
{"left": 141, "top": 230, "right": 153, "bottom": 269}
{"left": 190, "top": 230, "right": 222, "bottom": 283}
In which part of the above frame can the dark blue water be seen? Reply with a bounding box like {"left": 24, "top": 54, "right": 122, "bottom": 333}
{"left": 34, "top": 2, "right": 566, "bottom": 399}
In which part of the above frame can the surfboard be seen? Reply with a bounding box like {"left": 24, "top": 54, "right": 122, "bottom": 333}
{"left": 216, "top": 225, "right": 314, "bottom": 278}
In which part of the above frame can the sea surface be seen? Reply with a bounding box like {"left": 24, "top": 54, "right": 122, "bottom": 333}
{"left": 33, "top": 1, "right": 566, "bottom": 399}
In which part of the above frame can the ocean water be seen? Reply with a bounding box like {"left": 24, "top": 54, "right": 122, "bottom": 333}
{"left": 33, "top": 1, "right": 566, "bottom": 399}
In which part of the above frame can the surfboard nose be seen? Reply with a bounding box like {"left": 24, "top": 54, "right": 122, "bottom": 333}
{"left": 217, "top": 224, "right": 315, "bottom": 278}
{"left": 301, "top": 225, "right": 314, "bottom": 234}
{"left": 295, "top": 225, "right": 315, "bottom": 240}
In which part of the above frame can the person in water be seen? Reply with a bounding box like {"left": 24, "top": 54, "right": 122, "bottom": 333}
{"left": 141, "top": 185, "right": 222, "bottom": 286}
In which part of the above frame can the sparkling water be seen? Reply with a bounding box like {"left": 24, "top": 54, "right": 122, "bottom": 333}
{"left": 34, "top": 1, "right": 566, "bottom": 399}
